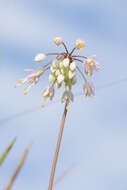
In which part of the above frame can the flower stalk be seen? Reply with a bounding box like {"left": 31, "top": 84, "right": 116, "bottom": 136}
{"left": 48, "top": 101, "right": 69, "bottom": 190}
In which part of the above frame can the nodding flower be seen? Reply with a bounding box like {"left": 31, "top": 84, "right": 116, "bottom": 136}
{"left": 15, "top": 37, "right": 99, "bottom": 106}
{"left": 83, "top": 81, "right": 95, "bottom": 98}
{"left": 15, "top": 67, "right": 46, "bottom": 94}
{"left": 61, "top": 90, "right": 74, "bottom": 103}
{"left": 42, "top": 85, "right": 55, "bottom": 100}
{"left": 84, "top": 55, "right": 100, "bottom": 76}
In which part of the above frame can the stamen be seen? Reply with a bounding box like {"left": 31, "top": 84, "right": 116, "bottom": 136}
{"left": 24, "top": 86, "right": 27, "bottom": 90}
{"left": 66, "top": 105, "right": 69, "bottom": 110}
{"left": 88, "top": 62, "right": 94, "bottom": 66}
{"left": 87, "top": 73, "right": 91, "bottom": 76}
{"left": 28, "top": 79, "right": 32, "bottom": 83}
{"left": 91, "top": 95, "right": 94, "bottom": 99}
{"left": 24, "top": 91, "right": 27, "bottom": 95}
{"left": 41, "top": 104, "right": 45, "bottom": 108}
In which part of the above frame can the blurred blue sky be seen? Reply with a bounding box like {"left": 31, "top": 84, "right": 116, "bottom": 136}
{"left": 0, "top": 0, "right": 127, "bottom": 189}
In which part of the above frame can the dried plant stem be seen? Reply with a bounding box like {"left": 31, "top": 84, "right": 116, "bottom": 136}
{"left": 48, "top": 101, "right": 68, "bottom": 190}
{"left": 5, "top": 143, "right": 32, "bottom": 190}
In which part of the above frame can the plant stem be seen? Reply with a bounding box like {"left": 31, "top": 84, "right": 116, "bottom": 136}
{"left": 48, "top": 101, "right": 68, "bottom": 190}
{"left": 72, "top": 55, "right": 87, "bottom": 59}
{"left": 62, "top": 42, "right": 69, "bottom": 54}
{"left": 70, "top": 47, "right": 76, "bottom": 55}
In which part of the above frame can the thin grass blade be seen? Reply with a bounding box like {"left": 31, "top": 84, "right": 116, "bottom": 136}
{"left": 5, "top": 142, "right": 32, "bottom": 190}
{"left": 0, "top": 137, "right": 16, "bottom": 166}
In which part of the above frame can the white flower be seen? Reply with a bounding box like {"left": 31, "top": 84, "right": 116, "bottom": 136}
{"left": 57, "top": 74, "right": 64, "bottom": 84}
{"left": 70, "top": 62, "right": 76, "bottom": 71}
{"left": 61, "top": 90, "right": 74, "bottom": 103}
{"left": 83, "top": 81, "right": 95, "bottom": 98}
{"left": 34, "top": 53, "right": 46, "bottom": 62}
{"left": 42, "top": 86, "right": 55, "bottom": 100}
{"left": 54, "top": 37, "right": 63, "bottom": 46}
{"left": 63, "top": 58, "right": 70, "bottom": 67}
{"left": 76, "top": 39, "right": 85, "bottom": 50}
{"left": 48, "top": 74, "right": 55, "bottom": 83}
{"left": 84, "top": 55, "right": 100, "bottom": 76}
{"left": 68, "top": 70, "right": 75, "bottom": 79}
{"left": 16, "top": 67, "right": 45, "bottom": 94}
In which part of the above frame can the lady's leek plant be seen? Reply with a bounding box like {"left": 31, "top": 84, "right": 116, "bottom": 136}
{"left": 15, "top": 37, "right": 99, "bottom": 190}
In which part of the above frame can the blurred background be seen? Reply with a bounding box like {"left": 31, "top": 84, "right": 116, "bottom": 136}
{"left": 0, "top": 0, "right": 127, "bottom": 189}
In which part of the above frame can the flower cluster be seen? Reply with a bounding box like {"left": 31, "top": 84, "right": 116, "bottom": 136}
{"left": 15, "top": 37, "right": 99, "bottom": 107}
{"left": 49, "top": 58, "right": 76, "bottom": 89}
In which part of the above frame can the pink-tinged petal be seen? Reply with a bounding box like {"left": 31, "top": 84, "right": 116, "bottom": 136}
{"left": 89, "top": 55, "right": 96, "bottom": 59}
{"left": 61, "top": 90, "right": 74, "bottom": 102}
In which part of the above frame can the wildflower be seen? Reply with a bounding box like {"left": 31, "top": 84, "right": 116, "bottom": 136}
{"left": 76, "top": 39, "right": 85, "bottom": 50}
{"left": 34, "top": 53, "right": 46, "bottom": 62}
{"left": 61, "top": 90, "right": 74, "bottom": 103}
{"left": 83, "top": 81, "right": 95, "bottom": 98}
{"left": 43, "top": 86, "right": 55, "bottom": 100}
{"left": 16, "top": 37, "right": 99, "bottom": 102}
{"left": 84, "top": 55, "right": 100, "bottom": 76}
{"left": 15, "top": 67, "right": 45, "bottom": 93}
{"left": 54, "top": 37, "right": 63, "bottom": 46}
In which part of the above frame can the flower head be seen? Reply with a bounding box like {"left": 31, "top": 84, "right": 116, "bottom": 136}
{"left": 16, "top": 37, "right": 99, "bottom": 105}
{"left": 34, "top": 53, "right": 46, "bottom": 62}
{"left": 54, "top": 37, "right": 63, "bottom": 46}
{"left": 76, "top": 39, "right": 85, "bottom": 50}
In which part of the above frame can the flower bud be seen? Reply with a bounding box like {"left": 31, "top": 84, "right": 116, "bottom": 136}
{"left": 53, "top": 37, "right": 63, "bottom": 46}
{"left": 63, "top": 58, "right": 70, "bottom": 67}
{"left": 34, "top": 53, "right": 46, "bottom": 62}
{"left": 70, "top": 62, "right": 76, "bottom": 71}
{"left": 68, "top": 71, "right": 75, "bottom": 79}
{"left": 57, "top": 74, "right": 64, "bottom": 84}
